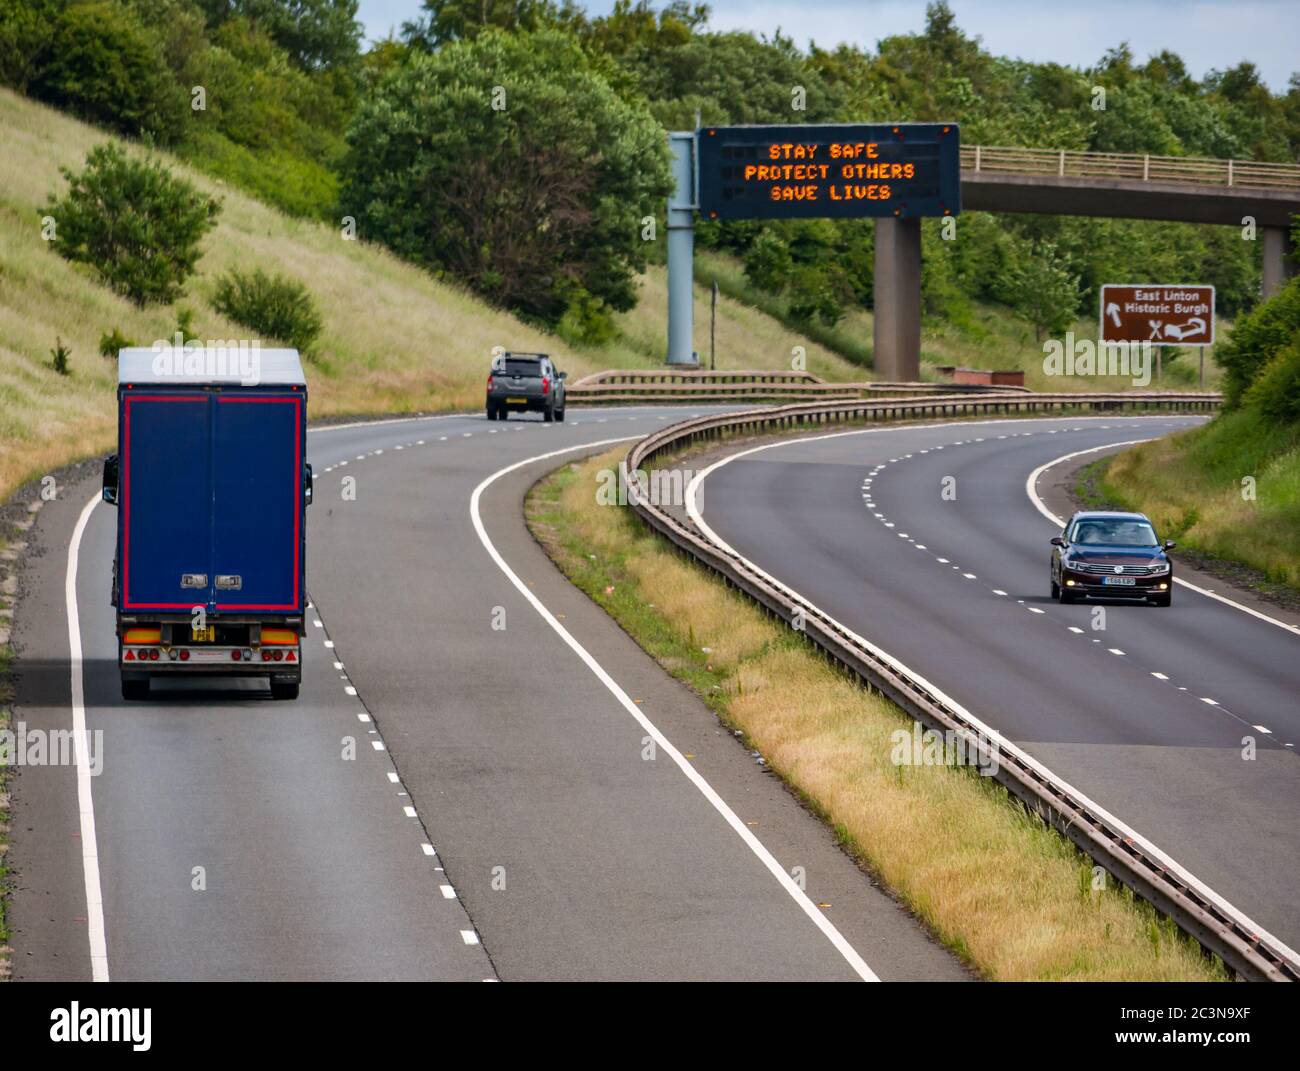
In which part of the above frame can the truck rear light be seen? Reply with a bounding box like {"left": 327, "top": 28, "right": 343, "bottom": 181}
{"left": 261, "top": 629, "right": 298, "bottom": 645}
{"left": 262, "top": 651, "right": 272, "bottom": 661}
{"left": 232, "top": 650, "right": 242, "bottom": 661}
{"left": 179, "top": 649, "right": 190, "bottom": 661}
{"left": 541, "top": 376, "right": 550, "bottom": 395}
{"left": 286, "top": 651, "right": 296, "bottom": 662}
{"left": 124, "top": 628, "right": 161, "bottom": 643}
{"left": 273, "top": 650, "right": 283, "bottom": 661}
{"left": 149, "top": 649, "right": 160, "bottom": 661}
{"left": 124, "top": 649, "right": 135, "bottom": 661}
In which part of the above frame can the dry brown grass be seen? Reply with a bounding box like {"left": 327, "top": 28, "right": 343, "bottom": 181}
{"left": 530, "top": 448, "right": 1224, "bottom": 981}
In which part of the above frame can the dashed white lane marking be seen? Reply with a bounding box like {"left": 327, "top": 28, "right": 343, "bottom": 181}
{"left": 371, "top": 740, "right": 385, "bottom": 751}
{"left": 1026, "top": 440, "right": 1300, "bottom": 637}
{"left": 66, "top": 493, "right": 110, "bottom": 982}
{"left": 1254, "top": 725, "right": 1273, "bottom": 734}
{"left": 324, "top": 639, "right": 335, "bottom": 648}
{"left": 1108, "top": 648, "right": 1126, "bottom": 656}
{"left": 404, "top": 806, "right": 418, "bottom": 818}
{"left": 461, "top": 930, "right": 480, "bottom": 946}
{"left": 1028, "top": 607, "right": 1045, "bottom": 614}
{"left": 685, "top": 417, "right": 1300, "bottom": 972}
{"left": 421, "top": 843, "right": 436, "bottom": 856}
{"left": 470, "top": 437, "right": 880, "bottom": 983}
{"left": 440, "top": 885, "right": 457, "bottom": 899}
{"left": 962, "top": 572, "right": 976, "bottom": 579}
{"left": 345, "top": 685, "right": 357, "bottom": 696}
{"left": 993, "top": 589, "right": 1007, "bottom": 596}
{"left": 1201, "top": 697, "right": 1219, "bottom": 706}
{"left": 388, "top": 772, "right": 401, "bottom": 783}
{"left": 1151, "top": 671, "right": 1169, "bottom": 679}
{"left": 357, "top": 713, "right": 370, "bottom": 723}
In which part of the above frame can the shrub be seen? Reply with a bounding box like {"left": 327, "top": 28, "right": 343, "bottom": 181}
{"left": 211, "top": 267, "right": 323, "bottom": 354}
{"left": 98, "top": 327, "right": 135, "bottom": 358}
{"left": 32, "top": 0, "right": 188, "bottom": 142}
{"left": 43, "top": 143, "right": 221, "bottom": 306}
{"left": 50, "top": 337, "right": 71, "bottom": 375}
{"left": 1216, "top": 274, "right": 1300, "bottom": 406}
{"left": 1244, "top": 336, "right": 1300, "bottom": 424}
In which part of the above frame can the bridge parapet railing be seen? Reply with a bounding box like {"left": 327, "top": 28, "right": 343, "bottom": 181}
{"left": 963, "top": 145, "right": 1300, "bottom": 190}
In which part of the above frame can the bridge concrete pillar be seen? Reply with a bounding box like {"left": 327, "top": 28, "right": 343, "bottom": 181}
{"left": 873, "top": 218, "right": 922, "bottom": 382}
{"left": 1262, "top": 226, "right": 1298, "bottom": 299}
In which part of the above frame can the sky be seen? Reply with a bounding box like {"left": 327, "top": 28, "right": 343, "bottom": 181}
{"left": 356, "top": 0, "right": 1299, "bottom": 91}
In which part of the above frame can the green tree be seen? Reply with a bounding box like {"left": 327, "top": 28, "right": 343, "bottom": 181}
{"left": 44, "top": 143, "right": 222, "bottom": 305}
{"left": 997, "top": 242, "right": 1080, "bottom": 341}
{"left": 196, "top": 0, "right": 362, "bottom": 69}
{"left": 402, "top": 0, "right": 587, "bottom": 49}
{"left": 0, "top": 0, "right": 63, "bottom": 92}
{"left": 341, "top": 29, "right": 672, "bottom": 327}
{"left": 32, "top": 0, "right": 188, "bottom": 141}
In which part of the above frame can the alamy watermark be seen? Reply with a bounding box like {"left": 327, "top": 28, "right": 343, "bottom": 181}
{"left": 891, "top": 721, "right": 1000, "bottom": 776}
{"left": 0, "top": 722, "right": 103, "bottom": 776}
{"left": 1042, "top": 332, "right": 1152, "bottom": 386}
{"left": 150, "top": 335, "right": 261, "bottom": 386}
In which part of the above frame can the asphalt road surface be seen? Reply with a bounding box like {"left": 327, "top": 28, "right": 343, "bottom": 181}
{"left": 692, "top": 414, "right": 1300, "bottom": 952}
{"left": 8, "top": 406, "right": 964, "bottom": 982}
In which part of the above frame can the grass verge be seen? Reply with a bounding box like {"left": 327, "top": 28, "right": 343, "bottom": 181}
{"left": 1079, "top": 408, "right": 1300, "bottom": 595}
{"left": 527, "top": 446, "right": 1223, "bottom": 981}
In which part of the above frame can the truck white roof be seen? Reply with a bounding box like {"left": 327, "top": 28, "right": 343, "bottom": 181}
{"left": 118, "top": 347, "right": 306, "bottom": 386}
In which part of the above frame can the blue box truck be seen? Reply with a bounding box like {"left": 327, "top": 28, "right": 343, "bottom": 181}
{"left": 101, "top": 348, "right": 313, "bottom": 701}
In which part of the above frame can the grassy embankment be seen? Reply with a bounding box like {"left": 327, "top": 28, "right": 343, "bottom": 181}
{"left": 0, "top": 87, "right": 868, "bottom": 506}
{"left": 1080, "top": 408, "right": 1300, "bottom": 592}
{"left": 527, "top": 447, "right": 1222, "bottom": 981}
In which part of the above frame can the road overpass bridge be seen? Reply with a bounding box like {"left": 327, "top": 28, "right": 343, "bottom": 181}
{"left": 872, "top": 146, "right": 1300, "bottom": 379}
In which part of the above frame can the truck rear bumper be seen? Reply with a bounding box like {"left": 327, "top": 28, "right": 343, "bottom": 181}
{"left": 122, "top": 645, "right": 300, "bottom": 677}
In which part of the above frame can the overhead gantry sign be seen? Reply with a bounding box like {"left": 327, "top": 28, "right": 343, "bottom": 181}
{"left": 697, "top": 124, "right": 961, "bottom": 220}
{"left": 666, "top": 124, "right": 962, "bottom": 374}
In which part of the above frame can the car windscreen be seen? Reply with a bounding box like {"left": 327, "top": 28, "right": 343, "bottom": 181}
{"left": 1069, "top": 519, "right": 1159, "bottom": 547}
{"left": 502, "top": 359, "right": 544, "bottom": 376}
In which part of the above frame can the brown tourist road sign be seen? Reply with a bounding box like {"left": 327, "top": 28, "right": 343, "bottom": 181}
{"left": 1099, "top": 284, "right": 1215, "bottom": 346}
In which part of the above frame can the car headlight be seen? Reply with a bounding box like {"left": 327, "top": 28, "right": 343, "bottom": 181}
{"left": 1149, "top": 562, "right": 1170, "bottom": 575}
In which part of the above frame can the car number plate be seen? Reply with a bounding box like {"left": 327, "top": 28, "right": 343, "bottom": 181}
{"left": 506, "top": 396, "right": 527, "bottom": 404}
{"left": 1102, "top": 576, "right": 1136, "bottom": 586}
{"left": 191, "top": 625, "right": 216, "bottom": 642}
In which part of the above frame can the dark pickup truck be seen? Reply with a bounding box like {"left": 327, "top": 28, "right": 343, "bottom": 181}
{"left": 486, "top": 352, "right": 566, "bottom": 422}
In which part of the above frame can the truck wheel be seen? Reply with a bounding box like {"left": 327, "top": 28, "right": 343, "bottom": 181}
{"left": 121, "top": 678, "right": 150, "bottom": 701}
{"left": 271, "top": 681, "right": 300, "bottom": 700}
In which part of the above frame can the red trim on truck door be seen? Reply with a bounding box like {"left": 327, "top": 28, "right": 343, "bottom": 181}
{"left": 121, "top": 395, "right": 208, "bottom": 610}
{"left": 213, "top": 395, "right": 302, "bottom": 611}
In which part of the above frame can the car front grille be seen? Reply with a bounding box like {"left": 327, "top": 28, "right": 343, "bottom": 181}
{"left": 1070, "top": 562, "right": 1157, "bottom": 575}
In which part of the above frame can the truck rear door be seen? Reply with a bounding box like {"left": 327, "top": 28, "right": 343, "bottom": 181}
{"left": 120, "top": 391, "right": 213, "bottom": 611}
{"left": 210, "top": 393, "right": 304, "bottom": 612}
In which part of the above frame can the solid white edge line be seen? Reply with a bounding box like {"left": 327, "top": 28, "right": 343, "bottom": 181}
{"left": 1025, "top": 440, "right": 1300, "bottom": 637}
{"left": 685, "top": 416, "right": 1300, "bottom": 969}
{"left": 67, "top": 493, "right": 110, "bottom": 981}
{"left": 470, "top": 436, "right": 879, "bottom": 982}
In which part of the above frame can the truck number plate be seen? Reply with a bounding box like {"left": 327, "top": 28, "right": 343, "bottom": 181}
{"left": 1102, "top": 576, "right": 1136, "bottom": 586}
{"left": 191, "top": 626, "right": 216, "bottom": 642}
